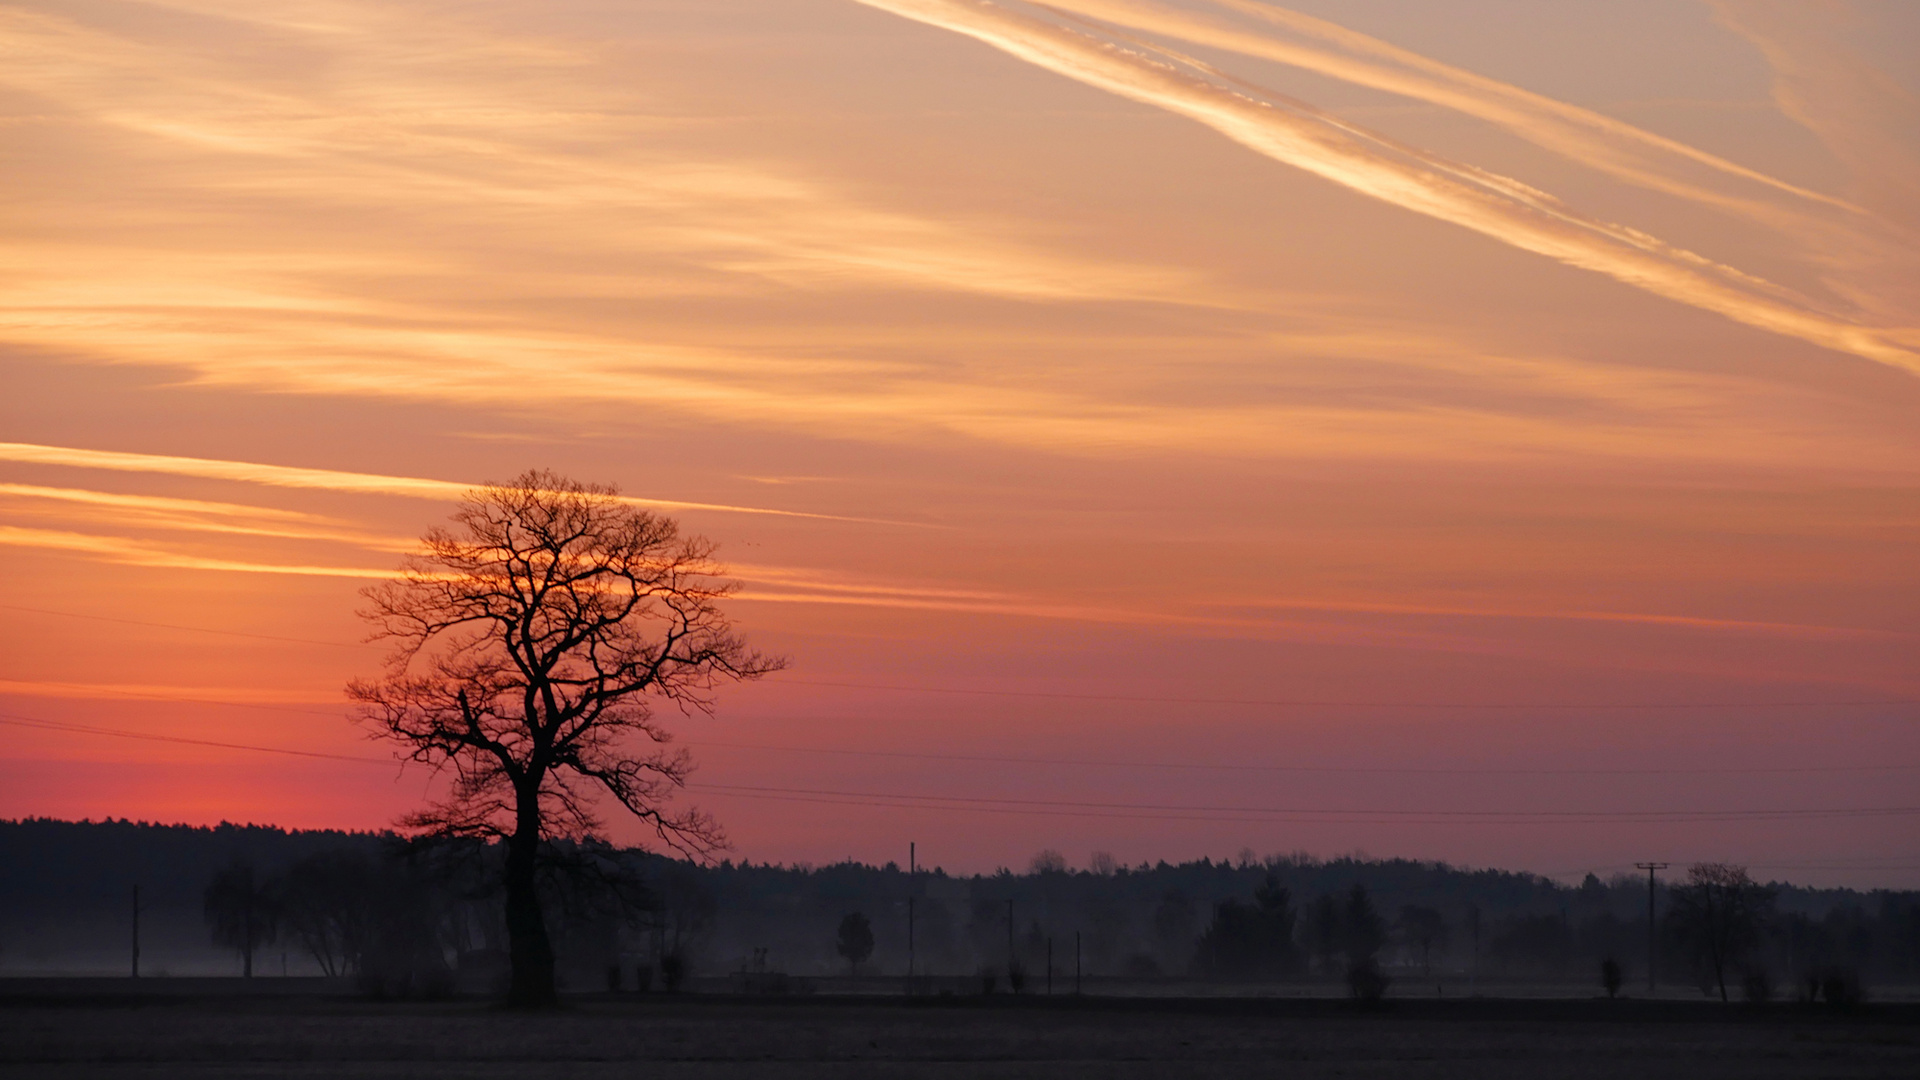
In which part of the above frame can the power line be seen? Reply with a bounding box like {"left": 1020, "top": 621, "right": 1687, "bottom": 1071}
{"left": 12, "top": 704, "right": 1918, "bottom": 779}
{"left": 777, "top": 678, "right": 1920, "bottom": 711}
{"left": 686, "top": 781, "right": 1920, "bottom": 824}
{"left": 0, "top": 713, "right": 389, "bottom": 764}
{"left": 684, "top": 738, "right": 1920, "bottom": 777}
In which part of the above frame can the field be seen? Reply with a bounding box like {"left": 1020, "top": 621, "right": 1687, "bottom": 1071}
{"left": 4, "top": 984, "right": 1919, "bottom": 1079}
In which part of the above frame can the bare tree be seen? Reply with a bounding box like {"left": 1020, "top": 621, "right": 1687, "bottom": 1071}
{"left": 347, "top": 470, "right": 783, "bottom": 1006}
{"left": 203, "top": 860, "right": 276, "bottom": 978}
{"left": 1667, "top": 862, "right": 1774, "bottom": 1002}
{"left": 1397, "top": 905, "right": 1449, "bottom": 976}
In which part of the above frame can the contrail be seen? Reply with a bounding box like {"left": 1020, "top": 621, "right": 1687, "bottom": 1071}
{"left": 855, "top": 0, "right": 1918, "bottom": 373}
{"left": 1043, "top": 0, "right": 1863, "bottom": 218}
{"left": 0, "top": 442, "right": 906, "bottom": 524}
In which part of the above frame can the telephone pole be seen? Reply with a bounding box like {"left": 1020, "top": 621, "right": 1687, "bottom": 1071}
{"left": 907, "top": 841, "right": 916, "bottom": 985}
{"left": 1007, "top": 899, "right": 1015, "bottom": 987}
{"left": 130, "top": 884, "right": 141, "bottom": 979}
{"left": 1635, "top": 862, "right": 1669, "bottom": 995}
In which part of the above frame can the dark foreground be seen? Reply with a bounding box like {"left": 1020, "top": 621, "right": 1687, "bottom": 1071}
{"left": 4, "top": 990, "right": 1918, "bottom": 1079}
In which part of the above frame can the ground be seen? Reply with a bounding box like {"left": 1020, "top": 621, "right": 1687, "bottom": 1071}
{"left": 3, "top": 989, "right": 1918, "bottom": 1078}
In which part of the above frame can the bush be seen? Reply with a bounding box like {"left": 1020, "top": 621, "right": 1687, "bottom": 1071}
{"left": 1346, "top": 958, "right": 1390, "bottom": 1004}
{"left": 1740, "top": 969, "right": 1774, "bottom": 1005}
{"left": 1600, "top": 958, "right": 1622, "bottom": 999}
{"left": 1816, "top": 967, "right": 1863, "bottom": 1009}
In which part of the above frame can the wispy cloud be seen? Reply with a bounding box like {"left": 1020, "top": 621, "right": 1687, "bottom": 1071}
{"left": 1048, "top": 0, "right": 1861, "bottom": 217}
{"left": 0, "top": 443, "right": 882, "bottom": 522}
{"left": 0, "top": 2, "right": 1209, "bottom": 308}
{"left": 855, "top": 0, "right": 1918, "bottom": 372}
{"left": 0, "top": 678, "right": 342, "bottom": 705}
{"left": 1708, "top": 0, "right": 1920, "bottom": 322}
{"left": 0, "top": 483, "right": 413, "bottom": 549}
{"left": 0, "top": 525, "right": 397, "bottom": 578}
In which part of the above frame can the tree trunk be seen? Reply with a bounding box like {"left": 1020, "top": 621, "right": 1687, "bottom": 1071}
{"left": 503, "top": 804, "right": 557, "bottom": 1007}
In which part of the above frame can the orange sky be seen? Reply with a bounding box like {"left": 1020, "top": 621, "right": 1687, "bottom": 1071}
{"left": 2, "top": 0, "right": 1917, "bottom": 886}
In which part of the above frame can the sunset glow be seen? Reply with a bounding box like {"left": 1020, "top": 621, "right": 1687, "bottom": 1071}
{"left": 3, "top": 0, "right": 1916, "bottom": 887}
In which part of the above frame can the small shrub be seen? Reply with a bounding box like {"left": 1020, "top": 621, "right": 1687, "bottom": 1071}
{"left": 661, "top": 951, "right": 687, "bottom": 993}
{"left": 634, "top": 964, "right": 653, "bottom": 993}
{"left": 977, "top": 967, "right": 998, "bottom": 995}
{"left": 1740, "top": 969, "right": 1774, "bottom": 1005}
{"left": 1008, "top": 963, "right": 1027, "bottom": 993}
{"left": 1817, "top": 967, "right": 1863, "bottom": 1009}
{"left": 1600, "top": 958, "right": 1622, "bottom": 999}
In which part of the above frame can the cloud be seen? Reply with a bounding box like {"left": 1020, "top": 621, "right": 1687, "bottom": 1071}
{"left": 0, "top": 1, "right": 1209, "bottom": 308}
{"left": 0, "top": 524, "right": 397, "bottom": 578}
{"left": 0, "top": 443, "right": 880, "bottom": 522}
{"left": 1047, "top": 0, "right": 1861, "bottom": 217}
{"left": 1708, "top": 0, "right": 1920, "bottom": 322}
{"left": 0, "top": 483, "right": 413, "bottom": 549}
{"left": 0, "top": 678, "right": 342, "bottom": 705}
{"left": 854, "top": 0, "right": 1919, "bottom": 372}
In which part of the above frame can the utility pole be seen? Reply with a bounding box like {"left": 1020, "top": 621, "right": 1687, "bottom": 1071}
{"left": 1635, "top": 862, "right": 1669, "bottom": 995}
{"left": 130, "top": 884, "right": 140, "bottom": 979}
{"left": 907, "top": 842, "right": 917, "bottom": 987}
{"left": 1046, "top": 937, "right": 1053, "bottom": 995}
{"left": 1007, "top": 899, "right": 1015, "bottom": 987}
{"left": 1075, "top": 931, "right": 1082, "bottom": 995}
{"left": 1466, "top": 905, "right": 1479, "bottom": 996}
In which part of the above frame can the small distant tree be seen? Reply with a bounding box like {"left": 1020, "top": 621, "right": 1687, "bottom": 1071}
{"left": 1341, "top": 884, "right": 1389, "bottom": 1002}
{"left": 1666, "top": 863, "right": 1774, "bottom": 1002}
{"left": 1196, "top": 873, "right": 1301, "bottom": 979}
{"left": 1028, "top": 849, "right": 1068, "bottom": 874}
{"left": 1601, "top": 957, "right": 1623, "bottom": 999}
{"left": 1152, "top": 890, "right": 1196, "bottom": 970}
{"left": 203, "top": 860, "right": 276, "bottom": 978}
{"left": 277, "top": 849, "right": 377, "bottom": 976}
{"left": 1307, "top": 893, "right": 1341, "bottom": 976}
{"left": 837, "top": 912, "right": 875, "bottom": 975}
{"left": 1341, "top": 884, "right": 1386, "bottom": 963}
{"left": 1397, "top": 905, "right": 1449, "bottom": 976}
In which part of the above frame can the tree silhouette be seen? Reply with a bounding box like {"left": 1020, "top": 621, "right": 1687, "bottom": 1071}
{"left": 836, "top": 912, "right": 875, "bottom": 974}
{"left": 1307, "top": 893, "right": 1341, "bottom": 976}
{"left": 1341, "top": 884, "right": 1386, "bottom": 963}
{"left": 1151, "top": 889, "right": 1196, "bottom": 970}
{"left": 277, "top": 849, "right": 376, "bottom": 976}
{"left": 1397, "top": 905, "right": 1449, "bottom": 976}
{"left": 1341, "top": 884, "right": 1390, "bottom": 1000}
{"left": 347, "top": 470, "right": 783, "bottom": 1006}
{"left": 203, "top": 859, "right": 276, "bottom": 977}
{"left": 1667, "top": 862, "right": 1774, "bottom": 1002}
{"left": 1196, "top": 873, "right": 1300, "bottom": 979}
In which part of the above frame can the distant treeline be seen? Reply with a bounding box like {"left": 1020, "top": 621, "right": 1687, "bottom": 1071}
{"left": 3, "top": 818, "right": 1916, "bottom": 999}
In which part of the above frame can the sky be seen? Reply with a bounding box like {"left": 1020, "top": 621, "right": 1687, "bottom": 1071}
{"left": 2, "top": 0, "right": 1917, "bottom": 887}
